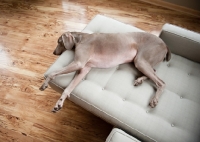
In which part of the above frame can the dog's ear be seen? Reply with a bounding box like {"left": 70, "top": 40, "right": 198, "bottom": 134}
{"left": 62, "top": 32, "right": 75, "bottom": 50}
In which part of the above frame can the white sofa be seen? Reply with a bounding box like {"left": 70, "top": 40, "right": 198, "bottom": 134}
{"left": 44, "top": 15, "right": 200, "bottom": 142}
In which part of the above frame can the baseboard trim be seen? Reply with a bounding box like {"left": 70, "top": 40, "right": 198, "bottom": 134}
{"left": 140, "top": 0, "right": 200, "bottom": 18}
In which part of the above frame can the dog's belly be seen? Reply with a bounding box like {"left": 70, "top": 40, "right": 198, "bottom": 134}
{"left": 82, "top": 34, "right": 138, "bottom": 68}
{"left": 86, "top": 50, "right": 137, "bottom": 68}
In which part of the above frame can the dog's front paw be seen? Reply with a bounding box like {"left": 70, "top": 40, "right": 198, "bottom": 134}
{"left": 39, "top": 83, "right": 48, "bottom": 91}
{"left": 52, "top": 98, "right": 64, "bottom": 113}
{"left": 149, "top": 96, "right": 158, "bottom": 108}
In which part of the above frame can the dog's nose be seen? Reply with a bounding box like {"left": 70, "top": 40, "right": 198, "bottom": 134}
{"left": 53, "top": 51, "right": 56, "bottom": 55}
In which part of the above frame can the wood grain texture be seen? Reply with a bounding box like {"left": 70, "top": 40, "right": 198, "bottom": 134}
{"left": 140, "top": 0, "right": 200, "bottom": 18}
{"left": 0, "top": 0, "right": 200, "bottom": 141}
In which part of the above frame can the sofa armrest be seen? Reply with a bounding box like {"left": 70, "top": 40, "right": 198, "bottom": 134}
{"left": 159, "top": 23, "right": 200, "bottom": 63}
{"left": 106, "top": 128, "right": 141, "bottom": 142}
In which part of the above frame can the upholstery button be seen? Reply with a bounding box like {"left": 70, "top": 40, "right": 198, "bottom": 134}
{"left": 167, "top": 64, "right": 170, "bottom": 67}
{"left": 102, "top": 88, "right": 104, "bottom": 90}
{"left": 171, "top": 124, "right": 175, "bottom": 127}
{"left": 146, "top": 110, "right": 149, "bottom": 113}
{"left": 180, "top": 96, "right": 183, "bottom": 99}
{"left": 82, "top": 78, "right": 85, "bottom": 81}
{"left": 188, "top": 73, "right": 191, "bottom": 76}
{"left": 123, "top": 98, "right": 126, "bottom": 101}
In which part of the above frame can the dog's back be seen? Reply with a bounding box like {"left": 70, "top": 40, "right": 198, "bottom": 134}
{"left": 75, "top": 32, "right": 170, "bottom": 68}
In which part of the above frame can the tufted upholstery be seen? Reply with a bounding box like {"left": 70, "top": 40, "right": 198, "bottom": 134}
{"left": 44, "top": 15, "right": 200, "bottom": 142}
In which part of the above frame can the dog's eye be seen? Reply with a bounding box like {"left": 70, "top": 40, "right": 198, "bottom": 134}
{"left": 58, "top": 38, "right": 62, "bottom": 43}
{"left": 58, "top": 41, "right": 64, "bottom": 46}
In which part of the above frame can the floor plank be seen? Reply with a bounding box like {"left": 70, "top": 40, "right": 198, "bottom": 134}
{"left": 0, "top": 0, "right": 200, "bottom": 141}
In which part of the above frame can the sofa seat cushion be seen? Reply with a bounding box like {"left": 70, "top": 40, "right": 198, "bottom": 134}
{"left": 45, "top": 15, "right": 200, "bottom": 142}
{"left": 106, "top": 128, "right": 141, "bottom": 142}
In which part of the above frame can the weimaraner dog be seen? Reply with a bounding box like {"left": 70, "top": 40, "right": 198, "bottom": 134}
{"left": 40, "top": 32, "right": 171, "bottom": 112}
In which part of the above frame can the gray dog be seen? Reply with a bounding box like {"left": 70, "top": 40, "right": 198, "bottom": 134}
{"left": 40, "top": 32, "right": 171, "bottom": 112}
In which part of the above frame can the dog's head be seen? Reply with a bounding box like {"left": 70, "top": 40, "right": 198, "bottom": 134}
{"left": 53, "top": 32, "right": 75, "bottom": 55}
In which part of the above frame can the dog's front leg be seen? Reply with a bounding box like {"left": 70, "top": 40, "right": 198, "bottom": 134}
{"left": 39, "top": 61, "right": 83, "bottom": 91}
{"left": 52, "top": 66, "right": 91, "bottom": 112}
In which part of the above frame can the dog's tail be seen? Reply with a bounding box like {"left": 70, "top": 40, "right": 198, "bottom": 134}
{"left": 165, "top": 46, "right": 171, "bottom": 61}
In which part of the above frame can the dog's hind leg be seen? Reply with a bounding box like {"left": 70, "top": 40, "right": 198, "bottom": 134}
{"left": 134, "top": 58, "right": 165, "bottom": 108}
{"left": 134, "top": 69, "right": 156, "bottom": 86}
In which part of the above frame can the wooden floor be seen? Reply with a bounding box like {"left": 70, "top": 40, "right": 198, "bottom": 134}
{"left": 0, "top": 0, "right": 199, "bottom": 141}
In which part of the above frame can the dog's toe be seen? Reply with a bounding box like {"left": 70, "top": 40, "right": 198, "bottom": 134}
{"left": 149, "top": 102, "right": 155, "bottom": 108}
{"left": 39, "top": 84, "right": 48, "bottom": 91}
{"left": 52, "top": 101, "right": 63, "bottom": 113}
{"left": 134, "top": 81, "right": 139, "bottom": 86}
{"left": 134, "top": 80, "right": 142, "bottom": 86}
{"left": 52, "top": 109, "right": 57, "bottom": 113}
{"left": 58, "top": 104, "right": 62, "bottom": 110}
{"left": 52, "top": 106, "right": 61, "bottom": 113}
{"left": 149, "top": 97, "right": 158, "bottom": 108}
{"left": 39, "top": 87, "right": 44, "bottom": 91}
